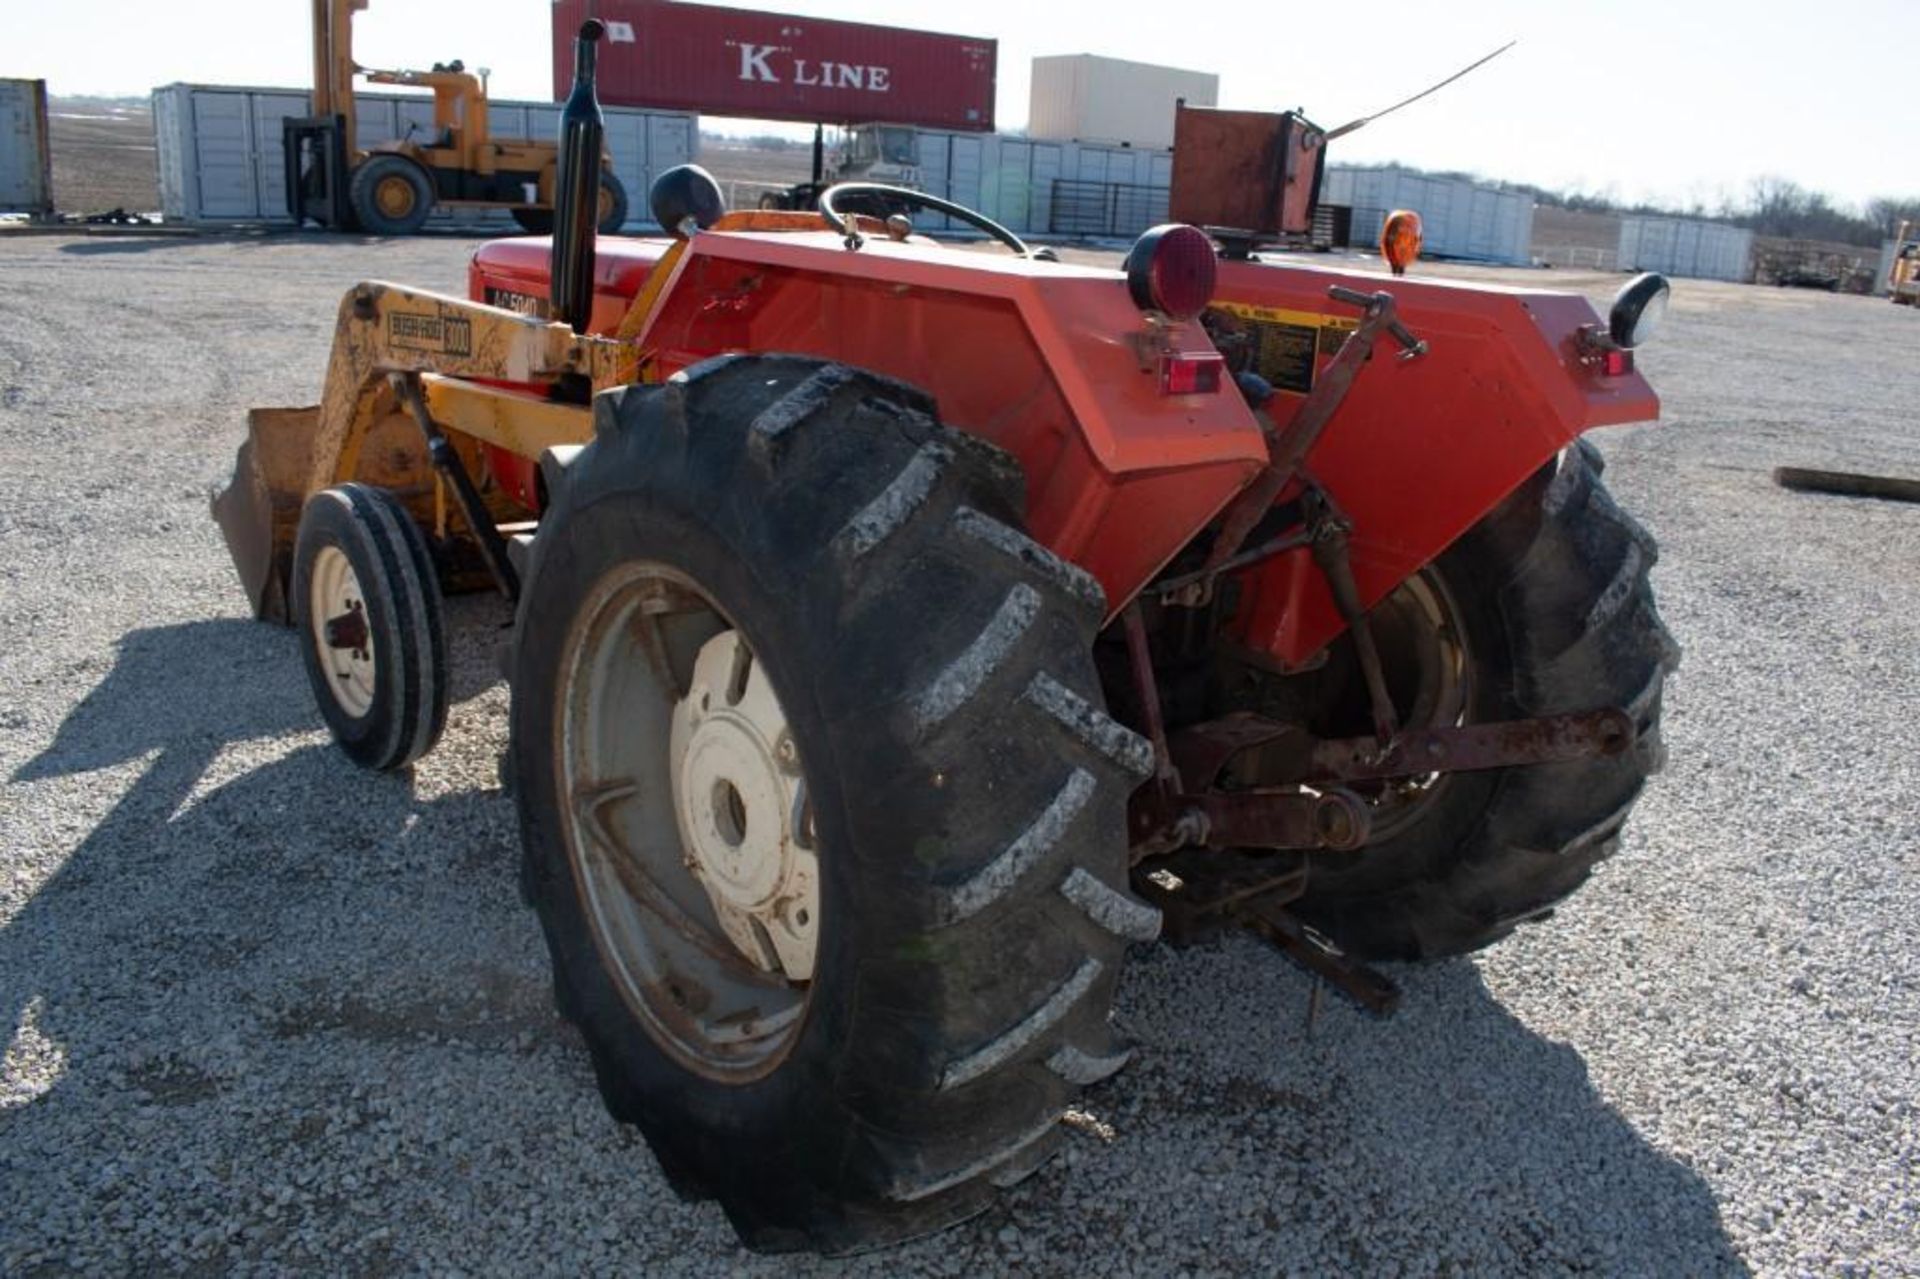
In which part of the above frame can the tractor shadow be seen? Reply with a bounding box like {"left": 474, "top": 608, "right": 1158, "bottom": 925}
{"left": 11, "top": 602, "right": 505, "bottom": 789}
{"left": 1, "top": 616, "right": 1746, "bottom": 1272}
{"left": 982, "top": 942, "right": 1751, "bottom": 1275}
{"left": 0, "top": 612, "right": 578, "bottom": 1266}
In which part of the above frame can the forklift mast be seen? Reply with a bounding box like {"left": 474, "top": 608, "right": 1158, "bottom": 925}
{"left": 286, "top": 0, "right": 367, "bottom": 228}
{"left": 311, "top": 0, "right": 366, "bottom": 145}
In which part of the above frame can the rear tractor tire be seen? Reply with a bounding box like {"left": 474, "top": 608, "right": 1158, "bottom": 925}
{"left": 1290, "top": 439, "right": 1680, "bottom": 960}
{"left": 291, "top": 483, "right": 449, "bottom": 772}
{"left": 509, "top": 355, "right": 1158, "bottom": 1253}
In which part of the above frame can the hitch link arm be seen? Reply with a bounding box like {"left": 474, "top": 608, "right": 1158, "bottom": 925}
{"left": 1190, "top": 284, "right": 1427, "bottom": 588}
{"left": 1303, "top": 485, "right": 1399, "bottom": 746}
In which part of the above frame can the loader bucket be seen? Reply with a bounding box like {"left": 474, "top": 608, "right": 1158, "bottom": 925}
{"left": 211, "top": 406, "right": 319, "bottom": 625}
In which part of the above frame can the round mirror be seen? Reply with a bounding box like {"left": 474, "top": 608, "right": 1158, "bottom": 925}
{"left": 649, "top": 165, "right": 726, "bottom": 238}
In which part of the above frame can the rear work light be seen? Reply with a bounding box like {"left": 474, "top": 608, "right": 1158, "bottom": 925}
{"left": 1125, "top": 224, "right": 1218, "bottom": 320}
{"left": 1160, "top": 351, "right": 1225, "bottom": 395}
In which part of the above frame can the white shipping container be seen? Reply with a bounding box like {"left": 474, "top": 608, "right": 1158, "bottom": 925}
{"left": 152, "top": 82, "right": 695, "bottom": 229}
{"left": 1028, "top": 54, "right": 1216, "bottom": 151}
{"left": 0, "top": 78, "right": 54, "bottom": 216}
{"left": 1617, "top": 215, "right": 1751, "bottom": 282}
{"left": 1324, "top": 166, "right": 1533, "bottom": 266}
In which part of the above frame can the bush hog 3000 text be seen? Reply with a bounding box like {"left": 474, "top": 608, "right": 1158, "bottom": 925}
{"left": 214, "top": 23, "right": 1678, "bottom": 1253}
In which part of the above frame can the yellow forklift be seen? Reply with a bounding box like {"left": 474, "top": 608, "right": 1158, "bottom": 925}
{"left": 1889, "top": 220, "right": 1920, "bottom": 305}
{"left": 285, "top": 0, "right": 627, "bottom": 235}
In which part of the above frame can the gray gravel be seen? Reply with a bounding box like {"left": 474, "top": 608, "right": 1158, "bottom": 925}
{"left": 2, "top": 230, "right": 1915, "bottom": 1275}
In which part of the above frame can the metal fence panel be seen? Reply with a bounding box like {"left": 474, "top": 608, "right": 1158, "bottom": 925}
{"left": 1048, "top": 179, "right": 1168, "bottom": 238}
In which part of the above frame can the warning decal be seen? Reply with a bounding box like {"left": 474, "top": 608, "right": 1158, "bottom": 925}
{"left": 1214, "top": 302, "right": 1358, "bottom": 396}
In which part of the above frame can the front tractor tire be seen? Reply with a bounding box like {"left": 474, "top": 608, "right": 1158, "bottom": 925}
{"left": 290, "top": 483, "right": 449, "bottom": 772}
{"left": 509, "top": 356, "right": 1158, "bottom": 1253}
{"left": 1292, "top": 440, "right": 1679, "bottom": 960}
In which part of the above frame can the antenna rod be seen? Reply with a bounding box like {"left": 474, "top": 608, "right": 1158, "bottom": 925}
{"left": 1324, "top": 40, "right": 1517, "bottom": 142}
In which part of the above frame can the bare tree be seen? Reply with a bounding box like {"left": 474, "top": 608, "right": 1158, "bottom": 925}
{"left": 1864, "top": 197, "right": 1920, "bottom": 238}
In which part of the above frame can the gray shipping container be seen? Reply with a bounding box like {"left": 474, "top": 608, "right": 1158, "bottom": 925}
{"left": 1321, "top": 166, "right": 1534, "bottom": 266}
{"left": 0, "top": 78, "right": 54, "bottom": 217}
{"left": 1617, "top": 216, "right": 1752, "bottom": 282}
{"left": 152, "top": 82, "right": 696, "bottom": 229}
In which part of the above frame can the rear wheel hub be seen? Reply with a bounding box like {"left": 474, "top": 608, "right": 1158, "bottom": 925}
{"left": 670, "top": 631, "right": 819, "bottom": 980}
{"left": 556, "top": 564, "right": 813, "bottom": 1081}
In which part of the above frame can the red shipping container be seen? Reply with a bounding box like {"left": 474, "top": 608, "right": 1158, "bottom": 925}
{"left": 552, "top": 1, "right": 996, "bottom": 130}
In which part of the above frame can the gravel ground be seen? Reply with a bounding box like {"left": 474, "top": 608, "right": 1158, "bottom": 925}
{"left": 1, "top": 229, "right": 1915, "bottom": 1275}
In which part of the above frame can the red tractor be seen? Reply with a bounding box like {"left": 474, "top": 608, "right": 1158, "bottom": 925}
{"left": 213, "top": 22, "right": 1677, "bottom": 1254}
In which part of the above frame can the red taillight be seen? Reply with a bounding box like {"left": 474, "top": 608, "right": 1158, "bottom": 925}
{"left": 1125, "top": 224, "right": 1217, "bottom": 320}
{"left": 1601, "top": 348, "right": 1634, "bottom": 376}
{"left": 1159, "top": 351, "right": 1224, "bottom": 395}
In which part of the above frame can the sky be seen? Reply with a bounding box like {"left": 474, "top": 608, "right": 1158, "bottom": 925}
{"left": 4, "top": 0, "right": 1909, "bottom": 212}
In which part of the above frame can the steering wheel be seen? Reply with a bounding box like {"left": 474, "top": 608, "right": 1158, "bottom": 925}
{"left": 818, "top": 182, "right": 1042, "bottom": 257}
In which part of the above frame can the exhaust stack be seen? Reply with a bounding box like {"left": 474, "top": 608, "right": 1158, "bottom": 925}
{"left": 551, "top": 19, "right": 606, "bottom": 333}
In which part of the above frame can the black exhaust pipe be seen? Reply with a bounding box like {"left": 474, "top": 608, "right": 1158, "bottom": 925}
{"left": 551, "top": 19, "right": 605, "bottom": 334}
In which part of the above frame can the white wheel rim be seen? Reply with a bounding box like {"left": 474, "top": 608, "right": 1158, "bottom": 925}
{"left": 309, "top": 544, "right": 376, "bottom": 718}
{"left": 557, "top": 563, "right": 814, "bottom": 1081}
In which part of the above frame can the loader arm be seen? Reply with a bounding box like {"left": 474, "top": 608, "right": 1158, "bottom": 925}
{"left": 212, "top": 283, "right": 624, "bottom": 622}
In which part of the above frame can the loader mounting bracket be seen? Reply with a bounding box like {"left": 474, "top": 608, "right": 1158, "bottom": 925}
{"left": 390, "top": 371, "right": 520, "bottom": 603}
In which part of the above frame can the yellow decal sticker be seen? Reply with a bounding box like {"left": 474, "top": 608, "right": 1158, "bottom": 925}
{"left": 387, "top": 307, "right": 475, "bottom": 358}
{"left": 1213, "top": 302, "right": 1358, "bottom": 395}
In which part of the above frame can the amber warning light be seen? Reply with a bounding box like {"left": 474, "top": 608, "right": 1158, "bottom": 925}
{"left": 1380, "top": 209, "right": 1423, "bottom": 276}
